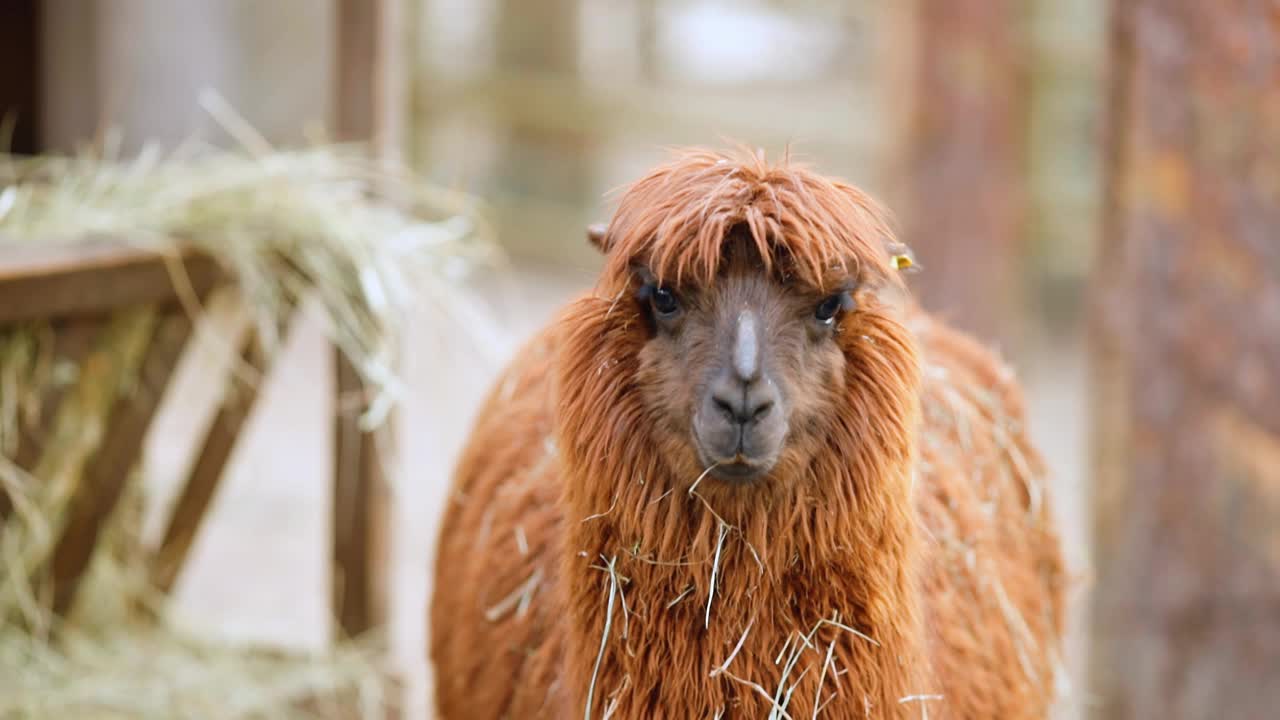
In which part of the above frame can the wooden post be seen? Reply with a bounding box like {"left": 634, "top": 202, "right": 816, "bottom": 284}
{"left": 896, "top": 0, "right": 1029, "bottom": 349}
{"left": 335, "top": 0, "right": 404, "bottom": 163}
{"left": 1089, "top": 1, "right": 1280, "bottom": 717}
{"left": 331, "top": 0, "right": 398, "bottom": 640}
{"left": 0, "top": 0, "right": 41, "bottom": 153}
{"left": 331, "top": 353, "right": 391, "bottom": 637}
{"left": 9, "top": 319, "right": 99, "bottom": 476}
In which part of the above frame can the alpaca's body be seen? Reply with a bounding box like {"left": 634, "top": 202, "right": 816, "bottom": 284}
{"left": 431, "top": 149, "right": 1063, "bottom": 718}
{"left": 431, "top": 307, "right": 1062, "bottom": 719}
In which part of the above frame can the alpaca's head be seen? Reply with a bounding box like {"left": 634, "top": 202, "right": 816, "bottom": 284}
{"left": 581, "top": 148, "right": 914, "bottom": 488}
{"left": 620, "top": 233, "right": 856, "bottom": 482}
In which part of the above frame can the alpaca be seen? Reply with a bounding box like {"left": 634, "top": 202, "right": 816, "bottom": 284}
{"left": 430, "top": 148, "right": 1064, "bottom": 719}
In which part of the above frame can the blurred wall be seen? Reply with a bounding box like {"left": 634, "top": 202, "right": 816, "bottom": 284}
{"left": 40, "top": 0, "right": 335, "bottom": 153}
{"left": 411, "top": 0, "right": 895, "bottom": 267}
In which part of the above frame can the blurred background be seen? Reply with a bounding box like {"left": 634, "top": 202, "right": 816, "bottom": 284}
{"left": 2, "top": 0, "right": 1276, "bottom": 718}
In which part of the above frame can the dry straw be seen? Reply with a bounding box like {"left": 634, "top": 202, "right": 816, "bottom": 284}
{"left": 0, "top": 106, "right": 498, "bottom": 718}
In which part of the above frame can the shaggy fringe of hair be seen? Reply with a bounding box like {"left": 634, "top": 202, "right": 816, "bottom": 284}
{"left": 598, "top": 147, "right": 901, "bottom": 294}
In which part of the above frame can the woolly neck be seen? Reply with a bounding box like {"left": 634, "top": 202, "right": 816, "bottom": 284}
{"left": 551, "top": 295, "right": 936, "bottom": 717}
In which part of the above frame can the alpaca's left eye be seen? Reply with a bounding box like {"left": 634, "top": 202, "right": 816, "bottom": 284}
{"left": 651, "top": 286, "right": 680, "bottom": 316}
{"left": 814, "top": 295, "right": 843, "bottom": 324}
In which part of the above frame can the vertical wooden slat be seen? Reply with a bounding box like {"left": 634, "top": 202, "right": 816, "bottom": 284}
{"left": 335, "top": 0, "right": 378, "bottom": 142}
{"left": 2, "top": 319, "right": 100, "bottom": 526}
{"left": 10, "top": 319, "right": 104, "bottom": 471}
{"left": 332, "top": 0, "right": 396, "bottom": 641}
{"left": 1089, "top": 0, "right": 1280, "bottom": 717}
{"left": 0, "top": 0, "right": 41, "bottom": 153}
{"left": 331, "top": 352, "right": 390, "bottom": 637}
{"left": 47, "top": 306, "right": 192, "bottom": 616}
{"left": 335, "top": 0, "right": 404, "bottom": 163}
{"left": 39, "top": 0, "right": 99, "bottom": 153}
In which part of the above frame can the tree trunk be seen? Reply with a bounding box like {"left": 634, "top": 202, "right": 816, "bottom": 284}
{"left": 898, "top": 0, "right": 1029, "bottom": 349}
{"left": 1089, "top": 1, "right": 1280, "bottom": 718}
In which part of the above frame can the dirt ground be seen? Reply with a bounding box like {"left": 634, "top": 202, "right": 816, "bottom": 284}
{"left": 144, "top": 262, "right": 1091, "bottom": 719}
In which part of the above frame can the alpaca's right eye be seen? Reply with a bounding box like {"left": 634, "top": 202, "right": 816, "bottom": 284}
{"left": 651, "top": 286, "right": 679, "bottom": 316}
{"left": 814, "top": 294, "right": 843, "bottom": 324}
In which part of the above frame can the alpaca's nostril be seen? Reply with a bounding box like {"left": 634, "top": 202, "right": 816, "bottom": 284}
{"left": 713, "top": 396, "right": 738, "bottom": 422}
{"left": 751, "top": 401, "right": 774, "bottom": 421}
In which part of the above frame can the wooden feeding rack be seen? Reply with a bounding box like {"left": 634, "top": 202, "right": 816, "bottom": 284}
{"left": 0, "top": 242, "right": 392, "bottom": 640}
{"left": 0, "top": 1, "right": 407, "bottom": 713}
{"left": 0, "top": 0, "right": 402, "bottom": 643}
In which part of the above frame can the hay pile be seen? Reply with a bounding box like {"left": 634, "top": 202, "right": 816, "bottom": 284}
{"left": 0, "top": 118, "right": 497, "bottom": 718}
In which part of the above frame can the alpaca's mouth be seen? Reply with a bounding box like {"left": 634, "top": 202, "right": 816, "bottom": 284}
{"left": 694, "top": 444, "right": 775, "bottom": 483}
{"left": 692, "top": 399, "right": 785, "bottom": 483}
{"left": 709, "top": 460, "right": 769, "bottom": 482}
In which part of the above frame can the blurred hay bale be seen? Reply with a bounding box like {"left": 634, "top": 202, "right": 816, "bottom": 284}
{"left": 0, "top": 130, "right": 498, "bottom": 718}
{"left": 0, "top": 129, "right": 497, "bottom": 425}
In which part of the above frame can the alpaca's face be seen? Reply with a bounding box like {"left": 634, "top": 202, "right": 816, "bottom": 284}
{"left": 632, "top": 239, "right": 852, "bottom": 483}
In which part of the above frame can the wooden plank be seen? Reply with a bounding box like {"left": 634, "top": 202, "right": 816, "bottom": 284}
{"left": 0, "top": 318, "right": 101, "bottom": 526}
{"left": 335, "top": 0, "right": 404, "bottom": 163}
{"left": 0, "top": 0, "right": 41, "bottom": 153}
{"left": 334, "top": 0, "right": 379, "bottom": 142}
{"left": 331, "top": 0, "right": 395, "bottom": 645}
{"left": 1, "top": 305, "right": 161, "bottom": 624}
{"left": 46, "top": 305, "right": 192, "bottom": 616}
{"left": 0, "top": 242, "right": 223, "bottom": 324}
{"left": 331, "top": 348, "right": 391, "bottom": 638}
{"left": 149, "top": 311, "right": 290, "bottom": 594}
{"left": 10, "top": 318, "right": 101, "bottom": 472}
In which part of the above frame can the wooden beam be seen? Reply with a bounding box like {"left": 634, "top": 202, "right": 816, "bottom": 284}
{"left": 334, "top": 0, "right": 403, "bottom": 160}
{"left": 0, "top": 242, "right": 222, "bottom": 324}
{"left": 331, "top": 350, "right": 392, "bottom": 637}
{"left": 334, "top": 0, "right": 379, "bottom": 143}
{"left": 1, "top": 318, "right": 101, "bottom": 526}
{"left": 0, "top": 0, "right": 41, "bottom": 153}
{"left": 149, "top": 311, "right": 291, "bottom": 594}
{"left": 330, "top": 0, "right": 396, "bottom": 641}
{"left": 47, "top": 305, "right": 192, "bottom": 616}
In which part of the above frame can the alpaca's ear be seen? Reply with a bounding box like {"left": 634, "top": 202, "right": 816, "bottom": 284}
{"left": 586, "top": 223, "right": 608, "bottom": 253}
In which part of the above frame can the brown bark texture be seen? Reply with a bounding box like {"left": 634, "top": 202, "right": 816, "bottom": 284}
{"left": 1090, "top": 1, "right": 1280, "bottom": 718}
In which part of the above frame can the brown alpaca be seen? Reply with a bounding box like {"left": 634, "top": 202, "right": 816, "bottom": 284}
{"left": 430, "top": 149, "right": 1064, "bottom": 718}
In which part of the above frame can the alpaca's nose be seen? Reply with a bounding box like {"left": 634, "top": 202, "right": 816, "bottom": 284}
{"left": 692, "top": 308, "right": 788, "bottom": 480}
{"left": 709, "top": 375, "right": 776, "bottom": 425}
{"left": 710, "top": 309, "right": 778, "bottom": 425}
{"left": 696, "top": 370, "right": 786, "bottom": 481}
{"left": 698, "top": 367, "right": 785, "bottom": 467}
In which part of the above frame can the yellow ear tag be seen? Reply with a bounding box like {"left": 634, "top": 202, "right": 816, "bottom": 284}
{"left": 892, "top": 253, "right": 914, "bottom": 271}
